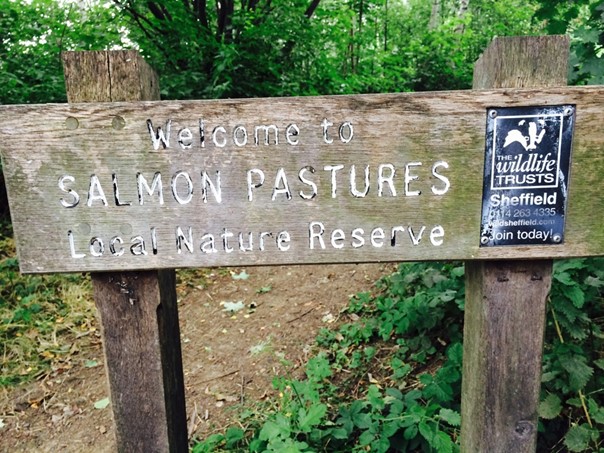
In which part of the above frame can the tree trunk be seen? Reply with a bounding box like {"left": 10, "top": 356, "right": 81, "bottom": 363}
{"left": 429, "top": 0, "right": 441, "bottom": 30}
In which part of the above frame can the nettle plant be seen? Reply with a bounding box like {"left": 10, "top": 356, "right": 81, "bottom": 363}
{"left": 193, "top": 259, "right": 603, "bottom": 452}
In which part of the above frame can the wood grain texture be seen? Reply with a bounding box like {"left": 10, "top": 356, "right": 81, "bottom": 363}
{"left": 62, "top": 51, "right": 160, "bottom": 102}
{"left": 1, "top": 85, "right": 603, "bottom": 273}
{"left": 63, "top": 51, "right": 188, "bottom": 453}
{"left": 473, "top": 35, "right": 569, "bottom": 89}
{"left": 93, "top": 270, "right": 187, "bottom": 452}
{"left": 461, "top": 260, "right": 552, "bottom": 452}
{"left": 461, "top": 35, "right": 561, "bottom": 453}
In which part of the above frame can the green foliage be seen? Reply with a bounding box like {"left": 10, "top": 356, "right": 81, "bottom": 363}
{"left": 0, "top": 0, "right": 130, "bottom": 104}
{"left": 539, "top": 258, "right": 604, "bottom": 452}
{"left": 535, "top": 0, "right": 604, "bottom": 84}
{"left": 107, "top": 0, "right": 545, "bottom": 99}
{"left": 4, "top": 0, "right": 594, "bottom": 103}
{"left": 193, "top": 259, "right": 603, "bottom": 452}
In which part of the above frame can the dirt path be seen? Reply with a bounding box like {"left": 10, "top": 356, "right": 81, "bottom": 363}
{"left": 0, "top": 263, "right": 391, "bottom": 452}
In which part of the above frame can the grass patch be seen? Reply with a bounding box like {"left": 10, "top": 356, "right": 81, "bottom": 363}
{"left": 0, "top": 222, "right": 97, "bottom": 387}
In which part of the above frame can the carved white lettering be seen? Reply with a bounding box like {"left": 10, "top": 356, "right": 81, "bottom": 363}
{"left": 286, "top": 124, "right": 300, "bottom": 145}
{"left": 298, "top": 166, "right": 318, "bottom": 200}
{"left": 171, "top": 171, "right": 194, "bottom": 205}
{"left": 137, "top": 172, "right": 164, "bottom": 205}
{"left": 178, "top": 128, "right": 193, "bottom": 149}
{"left": 59, "top": 175, "right": 80, "bottom": 208}
{"left": 247, "top": 169, "right": 265, "bottom": 201}
{"left": 87, "top": 175, "right": 108, "bottom": 207}
{"left": 147, "top": 119, "right": 171, "bottom": 150}
{"left": 272, "top": 168, "right": 292, "bottom": 201}
{"left": 431, "top": 161, "right": 450, "bottom": 195}
{"left": 404, "top": 162, "right": 422, "bottom": 196}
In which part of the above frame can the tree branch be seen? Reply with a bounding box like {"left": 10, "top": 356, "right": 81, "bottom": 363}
{"left": 193, "top": 0, "right": 209, "bottom": 29}
{"left": 304, "top": 0, "right": 321, "bottom": 19}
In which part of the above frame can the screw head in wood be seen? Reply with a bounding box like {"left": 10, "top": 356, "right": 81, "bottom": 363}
{"left": 480, "top": 236, "right": 489, "bottom": 245}
{"left": 489, "top": 109, "right": 498, "bottom": 118}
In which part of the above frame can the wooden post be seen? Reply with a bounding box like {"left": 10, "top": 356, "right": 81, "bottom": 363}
{"left": 62, "top": 51, "right": 188, "bottom": 453}
{"left": 461, "top": 36, "right": 569, "bottom": 452}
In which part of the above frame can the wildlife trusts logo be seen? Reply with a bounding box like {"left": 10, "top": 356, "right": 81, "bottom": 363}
{"left": 490, "top": 111, "right": 564, "bottom": 190}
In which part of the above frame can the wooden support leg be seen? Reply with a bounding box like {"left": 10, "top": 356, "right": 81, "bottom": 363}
{"left": 462, "top": 260, "right": 552, "bottom": 452}
{"left": 461, "top": 35, "right": 569, "bottom": 453}
{"left": 93, "top": 271, "right": 188, "bottom": 452}
{"left": 62, "top": 51, "right": 188, "bottom": 452}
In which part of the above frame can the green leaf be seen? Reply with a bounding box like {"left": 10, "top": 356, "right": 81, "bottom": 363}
{"left": 331, "top": 427, "right": 349, "bottom": 440}
{"left": 403, "top": 424, "right": 418, "bottom": 440}
{"left": 352, "top": 412, "right": 373, "bottom": 430}
{"left": 225, "top": 426, "right": 244, "bottom": 446}
{"left": 93, "top": 397, "right": 110, "bottom": 410}
{"left": 358, "top": 430, "right": 375, "bottom": 446}
{"left": 232, "top": 271, "right": 250, "bottom": 280}
{"left": 438, "top": 408, "right": 461, "bottom": 426}
{"left": 297, "top": 404, "right": 327, "bottom": 432}
{"left": 553, "top": 271, "right": 575, "bottom": 286}
{"left": 539, "top": 394, "right": 562, "bottom": 420}
{"left": 541, "top": 370, "right": 558, "bottom": 383}
{"left": 585, "top": 276, "right": 604, "bottom": 288}
{"left": 562, "top": 284, "right": 585, "bottom": 308}
{"left": 259, "top": 415, "right": 291, "bottom": 441}
{"left": 367, "top": 385, "right": 385, "bottom": 410}
{"left": 382, "top": 420, "right": 401, "bottom": 438}
{"left": 560, "top": 353, "right": 593, "bottom": 391}
{"left": 305, "top": 353, "right": 332, "bottom": 381}
{"left": 432, "top": 431, "right": 453, "bottom": 453}
{"left": 564, "top": 424, "right": 591, "bottom": 452}
{"left": 446, "top": 342, "right": 463, "bottom": 365}
{"left": 418, "top": 421, "right": 435, "bottom": 444}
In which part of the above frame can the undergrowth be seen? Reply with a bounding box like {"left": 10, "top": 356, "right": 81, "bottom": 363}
{"left": 0, "top": 222, "right": 97, "bottom": 387}
{"left": 0, "top": 222, "right": 214, "bottom": 388}
{"left": 192, "top": 259, "right": 604, "bottom": 452}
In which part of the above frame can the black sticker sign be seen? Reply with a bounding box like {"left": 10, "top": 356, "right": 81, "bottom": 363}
{"left": 480, "top": 105, "right": 575, "bottom": 247}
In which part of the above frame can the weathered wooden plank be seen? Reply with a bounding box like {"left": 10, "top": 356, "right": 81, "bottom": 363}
{"left": 461, "top": 260, "right": 552, "bottom": 452}
{"left": 1, "top": 85, "right": 603, "bottom": 273}
{"left": 63, "top": 51, "right": 188, "bottom": 452}
{"left": 461, "top": 35, "right": 563, "bottom": 453}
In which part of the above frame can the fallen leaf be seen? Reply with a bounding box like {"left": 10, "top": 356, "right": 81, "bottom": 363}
{"left": 256, "top": 285, "right": 272, "bottom": 294}
{"left": 94, "top": 398, "right": 110, "bottom": 410}
{"left": 232, "top": 271, "right": 250, "bottom": 280}
{"left": 322, "top": 313, "right": 335, "bottom": 323}
{"left": 221, "top": 301, "right": 245, "bottom": 313}
{"left": 84, "top": 360, "right": 98, "bottom": 368}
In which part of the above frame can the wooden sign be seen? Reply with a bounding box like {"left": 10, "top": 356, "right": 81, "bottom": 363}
{"left": 1, "top": 87, "right": 603, "bottom": 273}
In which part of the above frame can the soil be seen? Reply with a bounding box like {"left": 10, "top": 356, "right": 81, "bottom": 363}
{"left": 0, "top": 263, "right": 392, "bottom": 452}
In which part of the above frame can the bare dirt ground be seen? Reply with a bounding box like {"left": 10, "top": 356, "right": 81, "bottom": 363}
{"left": 0, "top": 263, "right": 392, "bottom": 452}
